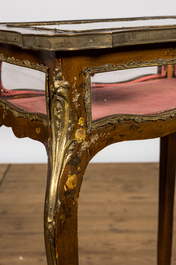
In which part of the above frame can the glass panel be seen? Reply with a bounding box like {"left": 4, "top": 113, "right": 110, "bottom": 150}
{"left": 0, "top": 61, "right": 46, "bottom": 115}
{"left": 1, "top": 62, "right": 45, "bottom": 92}
{"left": 91, "top": 65, "right": 176, "bottom": 121}
{"left": 92, "top": 67, "right": 159, "bottom": 84}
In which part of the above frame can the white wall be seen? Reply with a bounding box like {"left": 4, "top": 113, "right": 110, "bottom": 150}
{"left": 0, "top": 0, "right": 174, "bottom": 163}
{"left": 0, "top": 0, "right": 175, "bottom": 22}
{"left": 0, "top": 126, "right": 159, "bottom": 163}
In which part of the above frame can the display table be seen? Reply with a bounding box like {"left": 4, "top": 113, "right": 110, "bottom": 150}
{"left": 1, "top": 17, "right": 176, "bottom": 265}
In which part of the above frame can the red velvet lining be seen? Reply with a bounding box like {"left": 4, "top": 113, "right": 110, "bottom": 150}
{"left": 2, "top": 73, "right": 176, "bottom": 120}
{"left": 7, "top": 96, "right": 47, "bottom": 115}
{"left": 91, "top": 78, "right": 176, "bottom": 121}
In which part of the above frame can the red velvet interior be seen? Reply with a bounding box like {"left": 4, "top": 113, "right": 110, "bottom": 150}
{"left": 91, "top": 78, "right": 176, "bottom": 121}
{"left": 3, "top": 78, "right": 176, "bottom": 119}
{"left": 7, "top": 96, "right": 47, "bottom": 115}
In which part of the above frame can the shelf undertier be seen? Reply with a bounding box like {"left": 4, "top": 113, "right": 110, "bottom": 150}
{"left": 91, "top": 78, "right": 176, "bottom": 121}
{"left": 5, "top": 96, "right": 47, "bottom": 115}
{"left": 1, "top": 78, "right": 176, "bottom": 121}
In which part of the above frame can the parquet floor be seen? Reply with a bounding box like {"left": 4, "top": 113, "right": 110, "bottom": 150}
{"left": 0, "top": 163, "right": 176, "bottom": 265}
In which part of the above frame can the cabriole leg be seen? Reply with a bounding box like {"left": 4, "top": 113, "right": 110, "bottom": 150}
{"left": 44, "top": 68, "right": 88, "bottom": 265}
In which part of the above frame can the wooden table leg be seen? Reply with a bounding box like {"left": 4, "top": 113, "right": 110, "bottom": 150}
{"left": 157, "top": 132, "right": 176, "bottom": 265}
{"left": 44, "top": 67, "right": 87, "bottom": 265}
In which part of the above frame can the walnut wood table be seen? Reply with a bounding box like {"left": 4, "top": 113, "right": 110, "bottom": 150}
{"left": 0, "top": 17, "right": 176, "bottom": 265}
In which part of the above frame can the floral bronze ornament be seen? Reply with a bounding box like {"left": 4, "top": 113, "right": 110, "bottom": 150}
{"left": 66, "top": 174, "right": 77, "bottom": 189}
{"left": 75, "top": 128, "right": 86, "bottom": 143}
{"left": 46, "top": 68, "right": 77, "bottom": 265}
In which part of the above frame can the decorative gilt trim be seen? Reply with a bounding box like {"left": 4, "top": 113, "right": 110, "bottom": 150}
{"left": 0, "top": 100, "right": 48, "bottom": 126}
{"left": 84, "top": 58, "right": 176, "bottom": 132}
{"left": 0, "top": 53, "right": 48, "bottom": 73}
{"left": 84, "top": 73, "right": 92, "bottom": 131}
{"left": 91, "top": 110, "right": 176, "bottom": 130}
{"left": 46, "top": 68, "right": 77, "bottom": 265}
{"left": 84, "top": 58, "right": 176, "bottom": 76}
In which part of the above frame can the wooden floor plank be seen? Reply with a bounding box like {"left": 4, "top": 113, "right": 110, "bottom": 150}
{"left": 0, "top": 163, "right": 176, "bottom": 265}
{"left": 0, "top": 253, "right": 46, "bottom": 265}
{"left": 79, "top": 163, "right": 159, "bottom": 265}
{"left": 0, "top": 164, "right": 47, "bottom": 265}
{"left": 0, "top": 164, "right": 9, "bottom": 185}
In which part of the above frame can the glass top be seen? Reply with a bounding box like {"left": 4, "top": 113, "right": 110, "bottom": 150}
{"left": 34, "top": 18, "right": 176, "bottom": 32}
